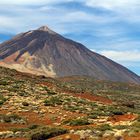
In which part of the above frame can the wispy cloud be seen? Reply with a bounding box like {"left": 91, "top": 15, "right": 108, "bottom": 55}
{"left": 0, "top": 0, "right": 74, "bottom": 5}
{"left": 99, "top": 50, "right": 140, "bottom": 63}
{"left": 85, "top": 0, "right": 140, "bottom": 23}
{"left": 86, "top": 0, "right": 139, "bottom": 8}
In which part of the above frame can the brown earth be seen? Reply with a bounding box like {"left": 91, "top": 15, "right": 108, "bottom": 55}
{"left": 71, "top": 92, "right": 113, "bottom": 105}
{"left": 108, "top": 114, "right": 138, "bottom": 123}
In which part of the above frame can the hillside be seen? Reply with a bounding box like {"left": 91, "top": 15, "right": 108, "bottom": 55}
{"left": 0, "top": 26, "right": 139, "bottom": 84}
{"left": 0, "top": 66, "right": 140, "bottom": 140}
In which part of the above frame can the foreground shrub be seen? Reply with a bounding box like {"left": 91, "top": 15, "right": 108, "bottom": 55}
{"left": 122, "top": 102, "right": 135, "bottom": 108}
{"left": 63, "top": 118, "right": 90, "bottom": 126}
{"left": 113, "top": 125, "right": 129, "bottom": 130}
{"left": 30, "top": 126, "right": 67, "bottom": 140}
{"left": 97, "top": 124, "right": 112, "bottom": 131}
{"left": 0, "top": 114, "right": 26, "bottom": 124}
{"left": 88, "top": 113, "right": 98, "bottom": 119}
{"left": 0, "top": 94, "right": 6, "bottom": 105}
{"left": 44, "top": 96, "right": 62, "bottom": 106}
{"left": 0, "top": 80, "right": 8, "bottom": 85}
{"left": 28, "top": 124, "right": 39, "bottom": 130}
{"left": 22, "top": 102, "right": 29, "bottom": 106}
{"left": 111, "top": 109, "right": 124, "bottom": 115}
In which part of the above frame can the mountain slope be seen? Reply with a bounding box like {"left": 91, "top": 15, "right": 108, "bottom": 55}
{"left": 0, "top": 26, "right": 139, "bottom": 84}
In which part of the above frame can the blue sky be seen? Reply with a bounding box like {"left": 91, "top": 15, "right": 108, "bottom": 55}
{"left": 0, "top": 0, "right": 140, "bottom": 75}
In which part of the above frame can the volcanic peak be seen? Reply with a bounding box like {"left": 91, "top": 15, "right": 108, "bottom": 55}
{"left": 37, "top": 26, "right": 56, "bottom": 34}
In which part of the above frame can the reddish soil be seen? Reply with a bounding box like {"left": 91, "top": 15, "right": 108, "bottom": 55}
{"left": 124, "top": 137, "right": 140, "bottom": 140}
{"left": 39, "top": 82, "right": 55, "bottom": 89}
{"left": 0, "top": 110, "right": 27, "bottom": 131}
{"left": 0, "top": 110, "right": 52, "bottom": 131}
{"left": 108, "top": 114, "right": 137, "bottom": 123}
{"left": 19, "top": 107, "right": 86, "bottom": 127}
{"left": 0, "top": 109, "right": 10, "bottom": 114}
{"left": 0, "top": 123, "right": 26, "bottom": 131}
{"left": 19, "top": 111, "right": 52, "bottom": 125}
{"left": 124, "top": 133, "right": 140, "bottom": 140}
{"left": 71, "top": 92, "right": 112, "bottom": 105}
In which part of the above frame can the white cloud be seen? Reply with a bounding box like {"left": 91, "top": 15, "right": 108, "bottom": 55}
{"left": 0, "top": 16, "right": 16, "bottom": 27}
{"left": 0, "top": 4, "right": 116, "bottom": 35}
{"left": 0, "top": 0, "right": 139, "bottom": 35}
{"left": 85, "top": 0, "right": 140, "bottom": 23}
{"left": 99, "top": 50, "right": 140, "bottom": 62}
{"left": 0, "top": 0, "right": 70, "bottom": 5}
{"left": 104, "top": 41, "right": 140, "bottom": 51}
{"left": 85, "top": 0, "right": 139, "bottom": 10}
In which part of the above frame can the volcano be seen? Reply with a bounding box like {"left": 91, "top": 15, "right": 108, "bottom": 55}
{"left": 0, "top": 26, "right": 139, "bottom": 84}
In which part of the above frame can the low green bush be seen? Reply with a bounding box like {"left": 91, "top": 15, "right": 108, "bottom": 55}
{"left": 98, "top": 124, "right": 112, "bottom": 131}
{"left": 0, "top": 114, "right": 25, "bottom": 123}
{"left": 111, "top": 109, "right": 124, "bottom": 115}
{"left": 11, "top": 127, "right": 30, "bottom": 133}
{"left": 47, "top": 90, "right": 57, "bottom": 95}
{"left": 30, "top": 126, "right": 67, "bottom": 140}
{"left": 0, "top": 80, "right": 8, "bottom": 85}
{"left": 88, "top": 114, "right": 98, "bottom": 119}
{"left": 63, "top": 118, "right": 90, "bottom": 126}
{"left": 18, "top": 91, "right": 28, "bottom": 97}
{"left": 122, "top": 102, "right": 135, "bottom": 108}
{"left": 28, "top": 124, "right": 39, "bottom": 130}
{"left": 44, "top": 96, "right": 62, "bottom": 106}
{"left": 113, "top": 125, "right": 129, "bottom": 130}
{"left": 0, "top": 94, "right": 6, "bottom": 105}
{"left": 22, "top": 102, "right": 29, "bottom": 106}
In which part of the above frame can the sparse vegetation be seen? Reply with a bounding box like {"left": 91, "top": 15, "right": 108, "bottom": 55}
{"left": 63, "top": 117, "right": 90, "bottom": 126}
{"left": 29, "top": 126, "right": 68, "bottom": 140}
{"left": 97, "top": 124, "right": 112, "bottom": 131}
{"left": 0, "top": 67, "right": 140, "bottom": 139}
{"left": 0, "top": 94, "right": 6, "bottom": 105}
{"left": 0, "top": 114, "right": 26, "bottom": 124}
{"left": 44, "top": 96, "right": 63, "bottom": 106}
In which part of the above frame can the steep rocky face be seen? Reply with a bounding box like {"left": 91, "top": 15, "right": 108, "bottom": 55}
{"left": 0, "top": 26, "right": 139, "bottom": 83}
